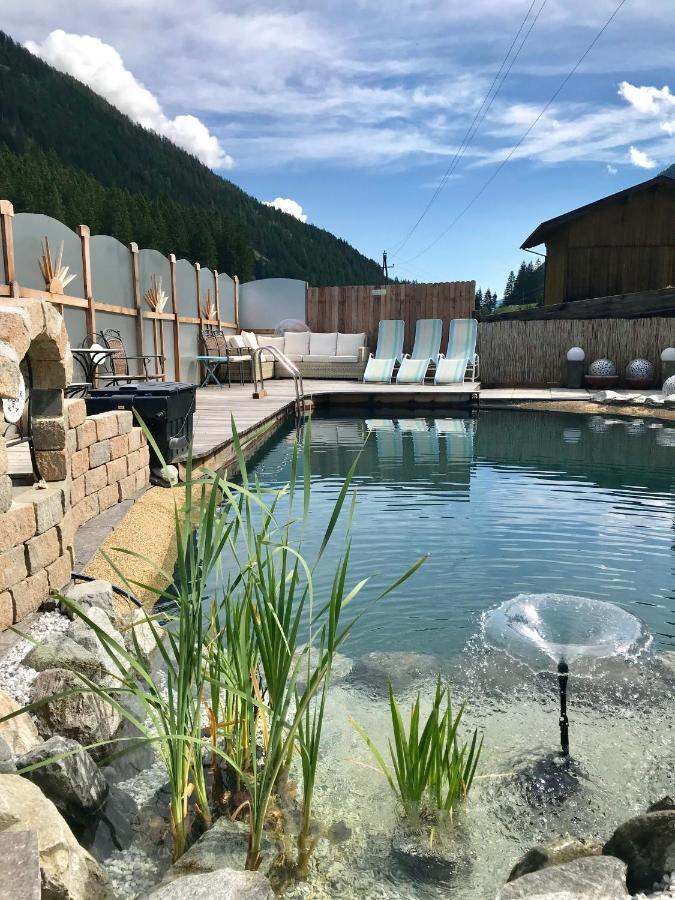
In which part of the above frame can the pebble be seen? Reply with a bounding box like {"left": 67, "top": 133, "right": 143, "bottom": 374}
{"left": 0, "top": 611, "right": 70, "bottom": 705}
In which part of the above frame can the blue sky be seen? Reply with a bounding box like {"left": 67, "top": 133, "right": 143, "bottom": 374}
{"left": 5, "top": 0, "right": 675, "bottom": 296}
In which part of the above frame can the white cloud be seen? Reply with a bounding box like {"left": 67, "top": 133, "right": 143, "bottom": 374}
{"left": 628, "top": 145, "right": 657, "bottom": 169}
{"left": 618, "top": 80, "right": 674, "bottom": 114}
{"left": 24, "top": 30, "right": 233, "bottom": 170}
{"left": 606, "top": 164, "right": 618, "bottom": 174}
{"left": 262, "top": 197, "right": 308, "bottom": 222}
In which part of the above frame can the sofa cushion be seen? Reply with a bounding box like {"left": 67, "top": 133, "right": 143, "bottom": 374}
{"left": 284, "top": 331, "right": 310, "bottom": 356}
{"left": 336, "top": 333, "right": 366, "bottom": 357}
{"left": 304, "top": 355, "right": 332, "bottom": 363}
{"left": 330, "top": 355, "right": 359, "bottom": 363}
{"left": 240, "top": 330, "right": 259, "bottom": 350}
{"left": 255, "top": 334, "right": 284, "bottom": 362}
{"left": 309, "top": 332, "right": 337, "bottom": 356}
{"left": 284, "top": 354, "right": 304, "bottom": 363}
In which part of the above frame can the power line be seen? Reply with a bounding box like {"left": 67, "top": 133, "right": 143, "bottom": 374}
{"left": 389, "top": 0, "right": 547, "bottom": 258}
{"left": 400, "top": 0, "right": 630, "bottom": 265}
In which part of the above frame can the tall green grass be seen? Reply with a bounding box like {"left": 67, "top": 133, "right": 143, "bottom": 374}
{"left": 12, "top": 416, "right": 425, "bottom": 877}
{"left": 354, "top": 677, "right": 482, "bottom": 826}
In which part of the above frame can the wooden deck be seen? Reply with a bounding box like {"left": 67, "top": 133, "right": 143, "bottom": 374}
{"left": 6, "top": 380, "right": 600, "bottom": 478}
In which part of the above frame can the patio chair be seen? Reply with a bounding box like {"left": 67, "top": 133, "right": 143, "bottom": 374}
{"left": 97, "top": 329, "right": 165, "bottom": 385}
{"left": 197, "top": 329, "right": 230, "bottom": 387}
{"left": 396, "top": 318, "right": 442, "bottom": 384}
{"left": 434, "top": 318, "right": 479, "bottom": 384}
{"left": 363, "top": 320, "right": 404, "bottom": 384}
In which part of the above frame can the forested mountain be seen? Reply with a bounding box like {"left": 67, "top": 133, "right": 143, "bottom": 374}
{"left": 501, "top": 259, "right": 545, "bottom": 307}
{"left": 0, "top": 32, "right": 383, "bottom": 285}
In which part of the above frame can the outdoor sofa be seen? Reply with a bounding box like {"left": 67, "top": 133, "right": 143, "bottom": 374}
{"left": 238, "top": 330, "right": 369, "bottom": 380}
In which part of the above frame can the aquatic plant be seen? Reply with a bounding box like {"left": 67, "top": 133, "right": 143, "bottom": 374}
{"left": 353, "top": 677, "right": 482, "bottom": 825}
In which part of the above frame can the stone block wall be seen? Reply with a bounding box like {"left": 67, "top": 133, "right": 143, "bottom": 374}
{"left": 0, "top": 400, "right": 150, "bottom": 630}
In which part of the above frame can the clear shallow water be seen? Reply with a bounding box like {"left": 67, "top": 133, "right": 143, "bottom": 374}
{"left": 230, "top": 408, "right": 675, "bottom": 658}
{"left": 119, "top": 409, "right": 675, "bottom": 900}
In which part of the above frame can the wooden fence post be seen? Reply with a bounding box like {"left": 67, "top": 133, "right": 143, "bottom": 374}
{"left": 169, "top": 254, "right": 181, "bottom": 381}
{"left": 77, "top": 225, "right": 95, "bottom": 340}
{"left": 213, "top": 270, "right": 220, "bottom": 328}
{"left": 234, "top": 275, "right": 240, "bottom": 331}
{"left": 129, "top": 242, "right": 145, "bottom": 363}
{"left": 195, "top": 262, "right": 203, "bottom": 328}
{"left": 0, "top": 200, "right": 16, "bottom": 285}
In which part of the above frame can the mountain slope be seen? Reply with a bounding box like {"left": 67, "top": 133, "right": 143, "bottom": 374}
{"left": 0, "top": 31, "right": 382, "bottom": 285}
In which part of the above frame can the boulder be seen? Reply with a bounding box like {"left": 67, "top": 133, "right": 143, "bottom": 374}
{"left": 77, "top": 785, "right": 138, "bottom": 860}
{"left": 0, "top": 687, "right": 40, "bottom": 756}
{"left": 67, "top": 607, "right": 127, "bottom": 675}
{"left": 648, "top": 797, "right": 675, "bottom": 813}
{"left": 507, "top": 836, "right": 603, "bottom": 882}
{"left": 349, "top": 650, "right": 440, "bottom": 696}
{"left": 22, "top": 635, "right": 106, "bottom": 682}
{"left": 17, "top": 736, "right": 107, "bottom": 824}
{"left": 123, "top": 607, "right": 162, "bottom": 662}
{"left": 168, "top": 816, "right": 273, "bottom": 880}
{"left": 391, "top": 822, "right": 470, "bottom": 881}
{"left": 0, "top": 774, "right": 113, "bottom": 899}
{"left": 62, "top": 581, "right": 121, "bottom": 629}
{"left": 0, "top": 736, "right": 16, "bottom": 774}
{"left": 497, "top": 856, "right": 628, "bottom": 899}
{"left": 145, "top": 870, "right": 275, "bottom": 900}
{"left": 30, "top": 668, "right": 121, "bottom": 756}
{"left": 603, "top": 809, "right": 675, "bottom": 893}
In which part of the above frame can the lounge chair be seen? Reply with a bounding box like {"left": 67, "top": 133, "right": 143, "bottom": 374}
{"left": 396, "top": 319, "right": 442, "bottom": 384}
{"left": 434, "top": 318, "right": 479, "bottom": 384}
{"left": 363, "top": 320, "right": 404, "bottom": 384}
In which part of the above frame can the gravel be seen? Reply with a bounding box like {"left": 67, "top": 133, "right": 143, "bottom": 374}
{"left": 0, "top": 611, "right": 70, "bottom": 705}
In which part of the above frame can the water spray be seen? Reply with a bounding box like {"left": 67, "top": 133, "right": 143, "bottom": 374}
{"left": 557, "top": 658, "right": 569, "bottom": 757}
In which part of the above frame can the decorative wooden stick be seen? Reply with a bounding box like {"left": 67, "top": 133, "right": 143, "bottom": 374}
{"left": 201, "top": 288, "right": 217, "bottom": 321}
{"left": 39, "top": 237, "right": 77, "bottom": 294}
{"left": 144, "top": 273, "right": 168, "bottom": 312}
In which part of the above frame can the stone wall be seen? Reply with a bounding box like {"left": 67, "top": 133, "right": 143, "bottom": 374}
{"left": 0, "top": 402, "right": 149, "bottom": 631}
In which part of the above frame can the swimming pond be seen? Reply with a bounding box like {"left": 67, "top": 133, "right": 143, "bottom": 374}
{"left": 231, "top": 407, "right": 675, "bottom": 659}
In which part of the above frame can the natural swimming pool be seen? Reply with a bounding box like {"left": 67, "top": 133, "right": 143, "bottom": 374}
{"left": 232, "top": 407, "right": 675, "bottom": 658}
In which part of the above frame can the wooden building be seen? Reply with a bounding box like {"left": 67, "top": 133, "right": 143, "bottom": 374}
{"left": 521, "top": 174, "right": 675, "bottom": 305}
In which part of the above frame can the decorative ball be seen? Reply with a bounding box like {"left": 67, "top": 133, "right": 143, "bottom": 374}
{"left": 625, "top": 358, "right": 654, "bottom": 381}
{"left": 275, "top": 318, "right": 309, "bottom": 335}
{"left": 661, "top": 347, "right": 675, "bottom": 362}
{"left": 663, "top": 375, "right": 675, "bottom": 396}
{"left": 588, "top": 358, "right": 617, "bottom": 377}
{"left": 566, "top": 346, "right": 585, "bottom": 362}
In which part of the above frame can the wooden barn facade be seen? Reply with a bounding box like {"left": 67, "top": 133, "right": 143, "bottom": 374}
{"left": 521, "top": 174, "right": 675, "bottom": 305}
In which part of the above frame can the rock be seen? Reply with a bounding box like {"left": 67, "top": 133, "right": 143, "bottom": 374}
{"left": 0, "top": 736, "right": 16, "bottom": 774}
{"left": 648, "top": 797, "right": 675, "bottom": 813}
{"left": 515, "top": 753, "right": 583, "bottom": 808}
{"left": 22, "top": 635, "right": 106, "bottom": 682}
{"left": 62, "top": 581, "right": 121, "bottom": 629}
{"left": 507, "top": 836, "right": 603, "bottom": 882}
{"left": 168, "top": 816, "right": 273, "bottom": 880}
{"left": 0, "top": 687, "right": 40, "bottom": 756}
{"left": 0, "top": 830, "right": 40, "bottom": 899}
{"left": 123, "top": 607, "right": 162, "bottom": 662}
{"left": 30, "top": 668, "right": 121, "bottom": 757}
{"left": 349, "top": 650, "right": 440, "bottom": 695}
{"left": 77, "top": 785, "right": 138, "bottom": 860}
{"left": 603, "top": 809, "right": 675, "bottom": 893}
{"left": 67, "top": 607, "right": 127, "bottom": 675}
{"left": 145, "top": 870, "right": 275, "bottom": 899}
{"left": 497, "top": 856, "right": 629, "bottom": 899}
{"left": 391, "top": 822, "right": 470, "bottom": 881}
{"left": 0, "top": 774, "right": 113, "bottom": 899}
{"left": 17, "top": 735, "right": 107, "bottom": 824}
{"left": 151, "top": 464, "right": 179, "bottom": 486}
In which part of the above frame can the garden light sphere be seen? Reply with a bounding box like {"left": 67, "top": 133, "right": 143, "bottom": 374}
{"left": 660, "top": 347, "right": 675, "bottom": 361}
{"left": 663, "top": 375, "right": 675, "bottom": 396}
{"left": 588, "top": 358, "right": 617, "bottom": 377}
{"left": 566, "top": 347, "right": 585, "bottom": 362}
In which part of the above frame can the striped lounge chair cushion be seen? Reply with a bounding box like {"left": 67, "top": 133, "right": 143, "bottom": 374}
{"left": 434, "top": 357, "right": 468, "bottom": 384}
{"left": 396, "top": 357, "right": 430, "bottom": 384}
{"left": 363, "top": 356, "right": 395, "bottom": 383}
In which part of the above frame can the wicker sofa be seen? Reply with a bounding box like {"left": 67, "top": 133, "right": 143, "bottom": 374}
{"left": 238, "top": 330, "right": 369, "bottom": 380}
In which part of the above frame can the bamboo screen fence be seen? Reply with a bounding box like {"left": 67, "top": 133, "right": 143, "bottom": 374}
{"left": 478, "top": 317, "right": 675, "bottom": 386}
{"left": 306, "top": 282, "right": 475, "bottom": 355}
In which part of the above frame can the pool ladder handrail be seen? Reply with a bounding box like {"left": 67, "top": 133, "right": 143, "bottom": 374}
{"left": 251, "top": 345, "right": 305, "bottom": 418}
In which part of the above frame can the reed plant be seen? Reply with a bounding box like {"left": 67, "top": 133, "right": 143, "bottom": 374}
{"left": 354, "top": 677, "right": 482, "bottom": 826}
{"left": 11, "top": 416, "right": 425, "bottom": 877}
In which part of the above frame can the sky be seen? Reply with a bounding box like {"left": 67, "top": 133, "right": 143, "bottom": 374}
{"left": 4, "top": 0, "right": 675, "bottom": 296}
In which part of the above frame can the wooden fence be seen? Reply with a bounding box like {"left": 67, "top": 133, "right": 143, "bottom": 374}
{"left": 306, "top": 282, "right": 475, "bottom": 355}
{"left": 478, "top": 317, "right": 675, "bottom": 386}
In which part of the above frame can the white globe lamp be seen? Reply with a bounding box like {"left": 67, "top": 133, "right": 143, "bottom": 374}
{"left": 565, "top": 347, "right": 585, "bottom": 388}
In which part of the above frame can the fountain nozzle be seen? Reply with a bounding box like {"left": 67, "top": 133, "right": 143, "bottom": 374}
{"left": 557, "top": 658, "right": 570, "bottom": 757}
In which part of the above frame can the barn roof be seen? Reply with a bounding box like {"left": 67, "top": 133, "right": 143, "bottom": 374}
{"left": 521, "top": 172, "right": 675, "bottom": 249}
